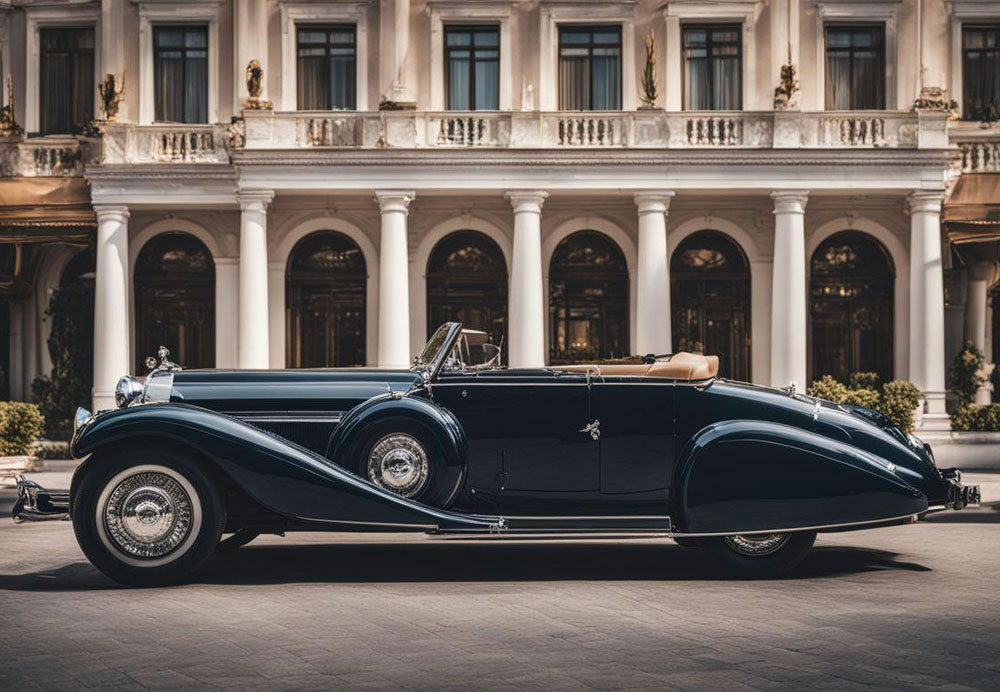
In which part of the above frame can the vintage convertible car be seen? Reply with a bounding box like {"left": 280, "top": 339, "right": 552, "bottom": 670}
{"left": 14, "top": 322, "right": 980, "bottom": 585}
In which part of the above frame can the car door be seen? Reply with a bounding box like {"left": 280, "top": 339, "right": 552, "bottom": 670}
{"left": 432, "top": 369, "right": 600, "bottom": 514}
{"left": 590, "top": 376, "right": 674, "bottom": 513}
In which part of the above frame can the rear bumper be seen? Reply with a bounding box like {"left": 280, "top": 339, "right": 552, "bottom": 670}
{"left": 11, "top": 474, "right": 70, "bottom": 523}
{"left": 940, "top": 468, "right": 981, "bottom": 510}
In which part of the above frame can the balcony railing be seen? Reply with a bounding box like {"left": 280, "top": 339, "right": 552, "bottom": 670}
{"left": 98, "top": 123, "right": 229, "bottom": 164}
{"left": 951, "top": 127, "right": 1000, "bottom": 173}
{"left": 0, "top": 135, "right": 97, "bottom": 176}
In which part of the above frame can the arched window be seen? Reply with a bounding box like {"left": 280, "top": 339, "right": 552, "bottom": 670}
{"left": 134, "top": 232, "right": 215, "bottom": 371}
{"left": 426, "top": 230, "right": 508, "bottom": 345}
{"left": 549, "top": 230, "right": 629, "bottom": 364}
{"left": 671, "top": 231, "right": 751, "bottom": 381}
{"left": 810, "top": 231, "right": 894, "bottom": 384}
{"left": 286, "top": 231, "right": 366, "bottom": 368}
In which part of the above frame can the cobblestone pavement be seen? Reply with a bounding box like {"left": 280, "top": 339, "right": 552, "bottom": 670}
{"left": 1, "top": 469, "right": 999, "bottom": 691}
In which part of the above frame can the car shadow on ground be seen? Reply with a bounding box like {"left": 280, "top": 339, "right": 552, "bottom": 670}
{"left": 922, "top": 501, "right": 1000, "bottom": 523}
{"left": 0, "top": 542, "right": 929, "bottom": 591}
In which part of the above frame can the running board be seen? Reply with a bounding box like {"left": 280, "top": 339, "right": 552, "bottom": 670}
{"left": 432, "top": 515, "right": 673, "bottom": 535}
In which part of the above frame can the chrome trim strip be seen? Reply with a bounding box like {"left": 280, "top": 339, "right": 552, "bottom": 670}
{"left": 294, "top": 516, "right": 438, "bottom": 530}
{"left": 232, "top": 412, "right": 343, "bottom": 424}
{"left": 670, "top": 511, "right": 922, "bottom": 538}
{"left": 499, "top": 514, "right": 671, "bottom": 521}
{"left": 432, "top": 380, "right": 712, "bottom": 387}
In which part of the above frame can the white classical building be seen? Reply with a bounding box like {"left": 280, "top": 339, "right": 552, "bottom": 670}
{"left": 1, "top": 0, "right": 999, "bottom": 430}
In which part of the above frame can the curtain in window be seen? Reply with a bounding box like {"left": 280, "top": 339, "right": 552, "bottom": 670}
{"left": 963, "top": 26, "right": 1000, "bottom": 121}
{"left": 683, "top": 26, "right": 741, "bottom": 111}
{"left": 558, "top": 27, "right": 620, "bottom": 111}
{"left": 297, "top": 26, "right": 356, "bottom": 110}
{"left": 445, "top": 27, "right": 499, "bottom": 111}
{"left": 825, "top": 25, "right": 885, "bottom": 110}
{"left": 154, "top": 26, "right": 208, "bottom": 123}
{"left": 39, "top": 29, "right": 94, "bottom": 134}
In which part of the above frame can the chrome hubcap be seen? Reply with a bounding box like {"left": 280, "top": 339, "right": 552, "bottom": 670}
{"left": 103, "top": 471, "right": 193, "bottom": 559}
{"left": 367, "top": 434, "right": 428, "bottom": 498}
{"left": 724, "top": 533, "right": 791, "bottom": 557}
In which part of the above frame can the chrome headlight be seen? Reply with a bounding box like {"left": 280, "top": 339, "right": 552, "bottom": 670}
{"left": 114, "top": 375, "right": 144, "bottom": 408}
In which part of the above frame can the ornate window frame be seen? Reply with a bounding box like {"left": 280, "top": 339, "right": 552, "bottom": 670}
{"left": 279, "top": 1, "right": 373, "bottom": 112}
{"left": 428, "top": 0, "right": 514, "bottom": 111}
{"left": 539, "top": 0, "right": 637, "bottom": 111}
{"left": 136, "top": 0, "right": 222, "bottom": 125}
{"left": 660, "top": 0, "right": 760, "bottom": 111}
{"left": 950, "top": 0, "right": 1000, "bottom": 121}
{"left": 813, "top": 0, "right": 900, "bottom": 111}
{"left": 24, "top": 3, "right": 102, "bottom": 133}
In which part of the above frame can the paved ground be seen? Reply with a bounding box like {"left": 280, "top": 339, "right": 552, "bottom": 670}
{"left": 1, "top": 466, "right": 999, "bottom": 691}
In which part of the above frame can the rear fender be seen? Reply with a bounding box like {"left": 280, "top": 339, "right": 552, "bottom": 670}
{"left": 673, "top": 420, "right": 928, "bottom": 534}
{"left": 328, "top": 393, "right": 467, "bottom": 504}
{"left": 70, "top": 403, "right": 491, "bottom": 531}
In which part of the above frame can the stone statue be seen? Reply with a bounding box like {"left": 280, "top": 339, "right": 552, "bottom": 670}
{"left": 227, "top": 115, "right": 246, "bottom": 148}
{"left": 243, "top": 60, "right": 272, "bottom": 110}
{"left": 0, "top": 74, "right": 24, "bottom": 137}
{"left": 773, "top": 63, "right": 800, "bottom": 110}
{"left": 99, "top": 73, "right": 125, "bottom": 122}
{"left": 639, "top": 30, "right": 658, "bottom": 109}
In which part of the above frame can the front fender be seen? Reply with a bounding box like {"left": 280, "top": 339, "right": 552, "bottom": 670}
{"left": 328, "top": 393, "right": 467, "bottom": 504}
{"left": 673, "top": 420, "right": 928, "bottom": 534}
{"left": 70, "top": 403, "right": 493, "bottom": 531}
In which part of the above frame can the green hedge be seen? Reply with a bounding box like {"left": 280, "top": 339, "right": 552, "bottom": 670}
{"left": 0, "top": 401, "right": 45, "bottom": 456}
{"left": 807, "top": 373, "right": 922, "bottom": 433}
{"left": 951, "top": 404, "right": 1000, "bottom": 432}
{"left": 950, "top": 341, "right": 985, "bottom": 407}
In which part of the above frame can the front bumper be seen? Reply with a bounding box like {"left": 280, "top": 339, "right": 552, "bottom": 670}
{"left": 11, "top": 474, "right": 70, "bottom": 523}
{"left": 940, "top": 468, "right": 981, "bottom": 510}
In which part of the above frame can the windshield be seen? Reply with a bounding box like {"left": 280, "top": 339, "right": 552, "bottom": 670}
{"left": 412, "top": 323, "right": 460, "bottom": 370}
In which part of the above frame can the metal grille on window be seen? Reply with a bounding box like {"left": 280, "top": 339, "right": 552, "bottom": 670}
{"left": 297, "top": 25, "right": 357, "bottom": 110}
{"left": 154, "top": 25, "right": 209, "bottom": 123}
{"left": 558, "top": 26, "right": 622, "bottom": 111}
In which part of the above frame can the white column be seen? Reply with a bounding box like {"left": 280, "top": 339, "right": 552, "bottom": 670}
{"left": 376, "top": 190, "right": 414, "bottom": 368}
{"left": 908, "top": 191, "right": 949, "bottom": 429}
{"left": 505, "top": 191, "right": 548, "bottom": 368}
{"left": 93, "top": 205, "right": 131, "bottom": 411}
{"left": 634, "top": 191, "right": 674, "bottom": 356}
{"left": 965, "top": 262, "right": 993, "bottom": 404}
{"left": 381, "top": 0, "right": 415, "bottom": 105}
{"left": 214, "top": 257, "right": 239, "bottom": 368}
{"left": 238, "top": 191, "right": 273, "bottom": 369}
{"left": 769, "top": 191, "right": 809, "bottom": 390}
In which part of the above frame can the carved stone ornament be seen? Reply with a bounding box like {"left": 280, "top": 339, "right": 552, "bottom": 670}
{"left": 0, "top": 74, "right": 24, "bottom": 138}
{"left": 99, "top": 73, "right": 125, "bottom": 122}
{"left": 244, "top": 60, "right": 273, "bottom": 110}
{"left": 773, "top": 63, "right": 800, "bottom": 111}
{"left": 227, "top": 116, "right": 246, "bottom": 149}
{"left": 912, "top": 86, "right": 959, "bottom": 121}
{"left": 639, "top": 30, "right": 659, "bottom": 110}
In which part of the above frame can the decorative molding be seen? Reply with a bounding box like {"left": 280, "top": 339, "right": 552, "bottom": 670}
{"left": 539, "top": 1, "right": 638, "bottom": 111}
{"left": 949, "top": 1, "right": 1000, "bottom": 120}
{"left": 135, "top": 0, "right": 223, "bottom": 125}
{"left": 278, "top": 1, "right": 374, "bottom": 112}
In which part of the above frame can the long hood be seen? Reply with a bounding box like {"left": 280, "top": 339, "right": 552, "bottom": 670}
{"left": 167, "top": 368, "right": 423, "bottom": 413}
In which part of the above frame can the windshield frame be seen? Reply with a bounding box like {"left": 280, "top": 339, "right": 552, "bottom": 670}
{"left": 411, "top": 322, "right": 464, "bottom": 379}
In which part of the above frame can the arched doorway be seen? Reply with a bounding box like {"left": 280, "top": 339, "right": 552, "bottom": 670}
{"left": 671, "top": 231, "right": 751, "bottom": 381}
{"left": 426, "top": 230, "right": 507, "bottom": 345}
{"left": 549, "top": 230, "right": 629, "bottom": 364}
{"left": 134, "top": 233, "right": 215, "bottom": 371}
{"left": 810, "top": 231, "right": 894, "bottom": 384}
{"left": 286, "top": 231, "right": 366, "bottom": 368}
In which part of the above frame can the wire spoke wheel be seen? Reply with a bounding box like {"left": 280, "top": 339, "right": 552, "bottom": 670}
{"left": 367, "top": 433, "right": 429, "bottom": 498}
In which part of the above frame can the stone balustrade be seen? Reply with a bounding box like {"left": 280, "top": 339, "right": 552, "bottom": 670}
{"left": 98, "top": 123, "right": 229, "bottom": 164}
{"left": 0, "top": 135, "right": 96, "bottom": 176}
{"left": 952, "top": 129, "right": 1000, "bottom": 172}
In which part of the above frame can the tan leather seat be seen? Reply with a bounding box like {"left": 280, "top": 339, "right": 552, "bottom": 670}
{"left": 555, "top": 352, "right": 719, "bottom": 380}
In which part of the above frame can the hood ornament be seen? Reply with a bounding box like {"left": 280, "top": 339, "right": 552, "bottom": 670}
{"left": 145, "top": 346, "right": 181, "bottom": 374}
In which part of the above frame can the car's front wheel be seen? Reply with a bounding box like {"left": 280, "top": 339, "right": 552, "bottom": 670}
{"left": 72, "top": 447, "right": 225, "bottom": 586}
{"left": 698, "top": 531, "right": 816, "bottom": 578}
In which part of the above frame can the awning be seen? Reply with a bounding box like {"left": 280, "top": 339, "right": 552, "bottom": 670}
{"left": 944, "top": 174, "right": 1000, "bottom": 244}
{"left": 0, "top": 177, "right": 95, "bottom": 242}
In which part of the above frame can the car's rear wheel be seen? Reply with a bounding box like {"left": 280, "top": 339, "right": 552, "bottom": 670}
{"left": 356, "top": 418, "right": 457, "bottom": 507}
{"left": 699, "top": 531, "right": 816, "bottom": 578}
{"left": 72, "top": 447, "right": 224, "bottom": 586}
